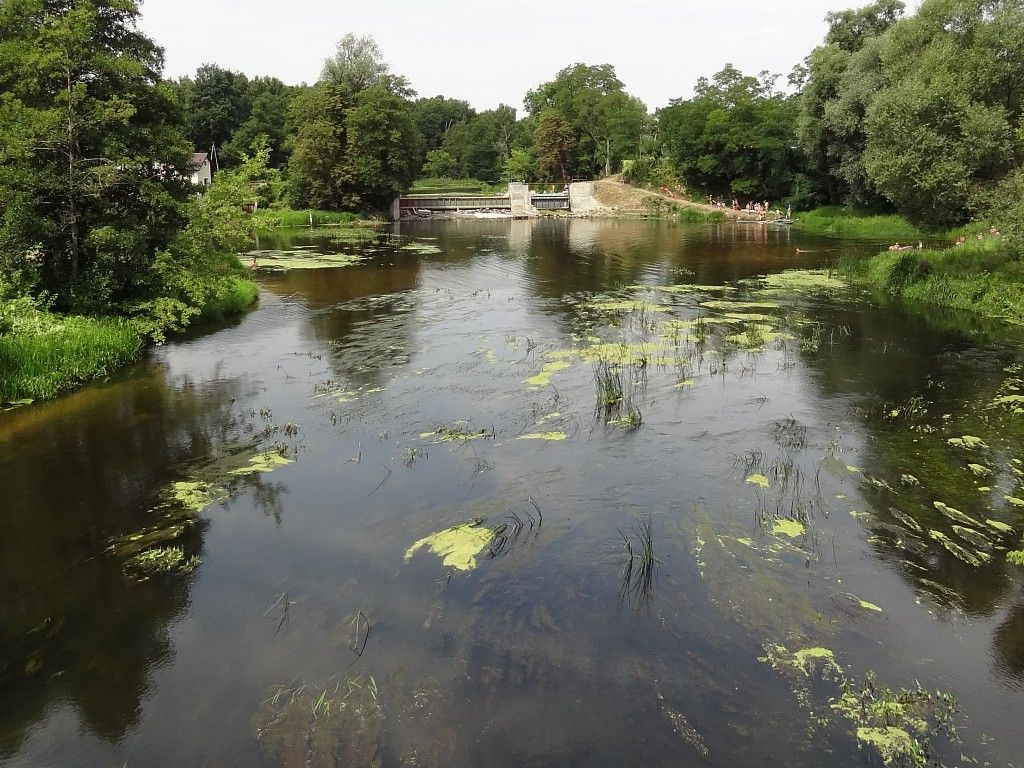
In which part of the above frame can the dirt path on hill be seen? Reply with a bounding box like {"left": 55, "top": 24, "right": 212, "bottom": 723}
{"left": 592, "top": 179, "right": 757, "bottom": 219}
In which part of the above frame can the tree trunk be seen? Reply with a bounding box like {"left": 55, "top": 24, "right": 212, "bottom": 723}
{"left": 66, "top": 67, "right": 79, "bottom": 282}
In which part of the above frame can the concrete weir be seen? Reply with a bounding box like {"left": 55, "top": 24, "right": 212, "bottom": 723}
{"left": 393, "top": 182, "right": 577, "bottom": 219}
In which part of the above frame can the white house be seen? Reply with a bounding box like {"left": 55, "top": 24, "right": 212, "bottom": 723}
{"left": 190, "top": 151, "right": 213, "bottom": 187}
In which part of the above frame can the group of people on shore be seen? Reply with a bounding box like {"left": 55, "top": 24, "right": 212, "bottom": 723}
{"left": 706, "top": 194, "right": 791, "bottom": 220}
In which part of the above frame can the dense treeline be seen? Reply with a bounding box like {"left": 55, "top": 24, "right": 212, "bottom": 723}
{"left": 161, "top": 0, "right": 1022, "bottom": 233}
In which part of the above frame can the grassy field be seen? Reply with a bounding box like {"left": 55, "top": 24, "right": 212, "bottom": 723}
{"left": 845, "top": 234, "right": 1024, "bottom": 324}
{"left": 796, "top": 206, "right": 934, "bottom": 241}
{"left": 251, "top": 208, "right": 364, "bottom": 228}
{"left": 0, "top": 304, "right": 145, "bottom": 402}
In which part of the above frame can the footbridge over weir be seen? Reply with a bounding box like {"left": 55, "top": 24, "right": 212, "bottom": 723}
{"left": 392, "top": 181, "right": 594, "bottom": 219}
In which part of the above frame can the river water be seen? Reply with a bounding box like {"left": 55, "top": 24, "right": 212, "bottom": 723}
{"left": 1, "top": 219, "right": 1022, "bottom": 767}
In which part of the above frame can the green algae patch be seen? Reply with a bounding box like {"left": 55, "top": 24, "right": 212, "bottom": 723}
{"left": 517, "top": 431, "right": 567, "bottom": 441}
{"left": 229, "top": 451, "right": 293, "bottom": 476}
{"left": 746, "top": 473, "right": 770, "bottom": 489}
{"left": 928, "top": 529, "right": 990, "bottom": 566}
{"left": 420, "top": 422, "right": 488, "bottom": 442}
{"left": 586, "top": 299, "right": 670, "bottom": 313}
{"left": 1005, "top": 495, "right": 1024, "bottom": 508}
{"left": 856, "top": 727, "right": 922, "bottom": 766}
{"left": 405, "top": 520, "right": 496, "bottom": 571}
{"left": 985, "top": 518, "right": 1014, "bottom": 533}
{"left": 700, "top": 300, "right": 780, "bottom": 311}
{"left": 951, "top": 525, "right": 991, "bottom": 550}
{"left": 772, "top": 518, "right": 806, "bottom": 538}
{"left": 967, "top": 463, "right": 991, "bottom": 477}
{"left": 724, "top": 324, "right": 791, "bottom": 349}
{"left": 947, "top": 435, "right": 988, "bottom": 450}
{"left": 932, "top": 501, "right": 976, "bottom": 526}
{"left": 1008, "top": 550, "right": 1024, "bottom": 566}
{"left": 760, "top": 644, "right": 841, "bottom": 677}
{"left": 248, "top": 250, "right": 365, "bottom": 271}
{"left": 758, "top": 269, "right": 847, "bottom": 292}
{"left": 525, "top": 360, "right": 572, "bottom": 388}
{"left": 170, "top": 481, "right": 225, "bottom": 512}
{"left": 128, "top": 546, "right": 199, "bottom": 577}
{"left": 855, "top": 598, "right": 883, "bottom": 612}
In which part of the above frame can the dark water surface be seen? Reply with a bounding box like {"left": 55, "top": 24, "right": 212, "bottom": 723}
{"left": 2, "top": 219, "right": 1023, "bottom": 767}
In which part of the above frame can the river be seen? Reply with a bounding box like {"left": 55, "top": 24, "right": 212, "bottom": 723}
{"left": 1, "top": 218, "right": 1022, "bottom": 767}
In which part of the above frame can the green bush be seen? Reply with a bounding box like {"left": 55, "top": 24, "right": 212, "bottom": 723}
{"left": 251, "top": 209, "right": 363, "bottom": 228}
{"left": 797, "top": 207, "right": 929, "bottom": 241}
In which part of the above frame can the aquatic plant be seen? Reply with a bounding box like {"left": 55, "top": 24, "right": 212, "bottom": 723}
{"left": 419, "top": 422, "right": 491, "bottom": 443}
{"left": 128, "top": 546, "right": 200, "bottom": 577}
{"left": 619, "top": 515, "right": 659, "bottom": 606}
{"left": 253, "top": 675, "right": 382, "bottom": 768}
{"left": 229, "top": 450, "right": 294, "bottom": 475}
{"left": 404, "top": 519, "right": 496, "bottom": 571}
{"left": 516, "top": 431, "right": 568, "bottom": 441}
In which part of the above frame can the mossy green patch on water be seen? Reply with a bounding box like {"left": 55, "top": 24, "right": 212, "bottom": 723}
{"left": 517, "top": 432, "right": 567, "bottom": 441}
{"left": 985, "top": 518, "right": 1014, "bottom": 533}
{"left": 419, "top": 423, "right": 488, "bottom": 442}
{"left": 525, "top": 360, "right": 572, "bottom": 388}
{"left": 855, "top": 727, "right": 923, "bottom": 766}
{"left": 247, "top": 250, "right": 365, "bottom": 271}
{"left": 928, "top": 529, "right": 990, "bottom": 566}
{"left": 951, "top": 525, "right": 991, "bottom": 550}
{"left": 229, "top": 450, "right": 293, "bottom": 476}
{"left": 854, "top": 597, "right": 883, "bottom": 612}
{"left": 966, "top": 463, "right": 991, "bottom": 477}
{"left": 932, "top": 501, "right": 976, "bottom": 527}
{"left": 757, "top": 269, "right": 848, "bottom": 292}
{"left": 772, "top": 518, "right": 806, "bottom": 538}
{"left": 760, "top": 644, "right": 842, "bottom": 677}
{"left": 700, "top": 300, "right": 781, "bottom": 311}
{"left": 404, "top": 520, "right": 496, "bottom": 571}
{"left": 128, "top": 546, "right": 200, "bottom": 577}
{"left": 586, "top": 299, "right": 670, "bottom": 313}
{"left": 1005, "top": 495, "right": 1024, "bottom": 507}
{"left": 746, "top": 473, "right": 770, "bottom": 488}
{"left": 1008, "top": 550, "right": 1024, "bottom": 566}
{"left": 169, "top": 481, "right": 225, "bottom": 512}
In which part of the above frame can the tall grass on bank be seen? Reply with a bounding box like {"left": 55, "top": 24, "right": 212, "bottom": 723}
{"left": 251, "top": 208, "right": 362, "bottom": 229}
{"left": 0, "top": 306, "right": 144, "bottom": 402}
{"left": 199, "top": 276, "right": 260, "bottom": 322}
{"left": 797, "top": 206, "right": 932, "bottom": 241}
{"left": 409, "top": 177, "right": 501, "bottom": 195}
{"left": 844, "top": 235, "right": 1024, "bottom": 324}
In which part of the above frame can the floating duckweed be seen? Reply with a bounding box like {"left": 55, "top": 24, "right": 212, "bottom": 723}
{"left": 404, "top": 520, "right": 496, "bottom": 571}
{"left": 1008, "top": 550, "right": 1024, "bottom": 566}
{"left": 746, "top": 474, "right": 770, "bottom": 489}
{"left": 700, "top": 300, "right": 780, "bottom": 311}
{"left": 772, "top": 518, "right": 806, "bottom": 538}
{"left": 855, "top": 727, "right": 922, "bottom": 766}
{"left": 170, "top": 481, "right": 224, "bottom": 512}
{"left": 847, "top": 465, "right": 862, "bottom": 474}
{"left": 525, "top": 360, "right": 572, "bottom": 388}
{"left": 248, "top": 250, "right": 365, "bottom": 271}
{"left": 947, "top": 435, "right": 988, "bottom": 450}
{"left": 889, "top": 507, "right": 923, "bottom": 534}
{"left": 736, "top": 537, "right": 755, "bottom": 548}
{"left": 586, "top": 299, "right": 670, "bottom": 313}
{"left": 856, "top": 598, "right": 883, "bottom": 612}
{"left": 760, "top": 644, "right": 841, "bottom": 677}
{"left": 900, "top": 474, "right": 921, "bottom": 487}
{"left": 1005, "top": 496, "right": 1024, "bottom": 508}
{"left": 229, "top": 451, "right": 293, "bottom": 475}
{"left": 759, "top": 269, "right": 847, "bottom": 292}
{"left": 967, "top": 463, "right": 991, "bottom": 477}
{"left": 517, "top": 432, "right": 567, "bottom": 441}
{"left": 129, "top": 546, "right": 200, "bottom": 577}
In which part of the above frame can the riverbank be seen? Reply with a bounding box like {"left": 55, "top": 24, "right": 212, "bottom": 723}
{"left": 844, "top": 233, "right": 1024, "bottom": 325}
{"left": 0, "top": 275, "right": 259, "bottom": 405}
{"left": 251, "top": 209, "right": 376, "bottom": 229}
{"left": 795, "top": 206, "right": 940, "bottom": 241}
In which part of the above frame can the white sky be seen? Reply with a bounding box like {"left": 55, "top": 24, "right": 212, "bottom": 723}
{"left": 138, "top": 0, "right": 908, "bottom": 112}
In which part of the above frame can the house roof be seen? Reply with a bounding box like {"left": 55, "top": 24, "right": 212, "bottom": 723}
{"left": 191, "top": 152, "right": 210, "bottom": 170}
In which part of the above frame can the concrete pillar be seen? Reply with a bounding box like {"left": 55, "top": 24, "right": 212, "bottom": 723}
{"left": 507, "top": 182, "right": 533, "bottom": 217}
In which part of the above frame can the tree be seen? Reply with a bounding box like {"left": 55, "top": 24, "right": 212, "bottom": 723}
{"left": 412, "top": 96, "right": 475, "bottom": 151}
{"left": 525, "top": 63, "right": 648, "bottom": 177}
{"left": 422, "top": 149, "right": 458, "bottom": 178}
{"left": 441, "top": 105, "right": 518, "bottom": 180}
{"left": 286, "top": 82, "right": 355, "bottom": 209}
{"left": 344, "top": 85, "right": 421, "bottom": 208}
{"left": 321, "top": 33, "right": 412, "bottom": 96}
{"left": 824, "top": 0, "right": 905, "bottom": 51}
{"left": 0, "top": 0, "right": 191, "bottom": 308}
{"left": 503, "top": 148, "right": 536, "bottom": 182}
{"left": 534, "top": 110, "right": 576, "bottom": 182}
{"left": 222, "top": 76, "right": 298, "bottom": 168}
{"left": 177, "top": 63, "right": 250, "bottom": 153}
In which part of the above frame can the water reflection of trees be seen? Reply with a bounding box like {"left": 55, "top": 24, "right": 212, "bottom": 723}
{"left": 795, "top": 299, "right": 1024, "bottom": 681}
{"left": 0, "top": 373, "right": 241, "bottom": 755}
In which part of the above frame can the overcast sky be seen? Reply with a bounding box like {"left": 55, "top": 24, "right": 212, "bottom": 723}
{"left": 138, "top": 0, "right": 906, "bottom": 112}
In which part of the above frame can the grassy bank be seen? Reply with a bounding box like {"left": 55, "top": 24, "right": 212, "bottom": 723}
{"left": 251, "top": 208, "right": 364, "bottom": 229}
{"left": 0, "top": 302, "right": 145, "bottom": 403}
{"left": 796, "top": 206, "right": 933, "bottom": 241}
{"left": 409, "top": 177, "right": 502, "bottom": 195}
{"left": 845, "top": 235, "right": 1024, "bottom": 324}
{"left": 199, "top": 276, "right": 260, "bottom": 322}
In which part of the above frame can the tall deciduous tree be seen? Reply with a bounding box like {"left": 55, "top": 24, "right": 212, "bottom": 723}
{"left": 0, "top": 0, "right": 191, "bottom": 308}
{"left": 534, "top": 110, "right": 576, "bottom": 182}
